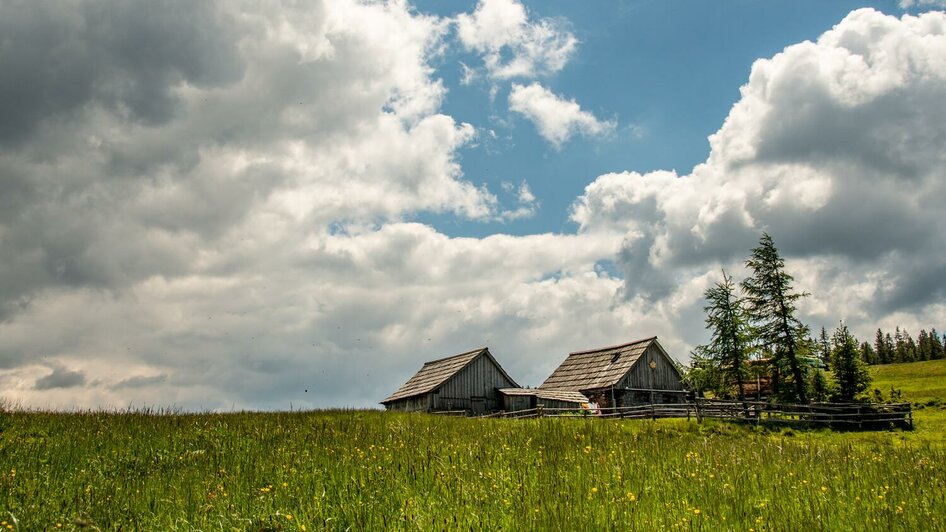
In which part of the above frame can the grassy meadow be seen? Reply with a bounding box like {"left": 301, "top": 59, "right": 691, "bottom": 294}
{"left": 2, "top": 360, "right": 946, "bottom": 531}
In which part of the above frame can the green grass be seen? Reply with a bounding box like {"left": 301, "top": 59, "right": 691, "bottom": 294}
{"left": 1, "top": 360, "right": 945, "bottom": 531}
{"left": 871, "top": 358, "right": 946, "bottom": 442}
{"left": 872, "top": 359, "right": 946, "bottom": 404}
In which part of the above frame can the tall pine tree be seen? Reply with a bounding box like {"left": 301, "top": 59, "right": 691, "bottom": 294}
{"left": 831, "top": 322, "right": 872, "bottom": 401}
{"left": 695, "top": 270, "right": 751, "bottom": 399}
{"left": 918, "top": 330, "right": 931, "bottom": 361}
{"left": 930, "top": 327, "right": 943, "bottom": 360}
{"left": 817, "top": 326, "right": 832, "bottom": 367}
{"left": 859, "top": 341, "right": 878, "bottom": 365}
{"left": 742, "top": 233, "right": 810, "bottom": 403}
{"left": 874, "top": 328, "right": 889, "bottom": 364}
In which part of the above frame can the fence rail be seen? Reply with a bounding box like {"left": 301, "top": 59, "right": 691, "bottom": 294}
{"left": 474, "top": 400, "right": 912, "bottom": 429}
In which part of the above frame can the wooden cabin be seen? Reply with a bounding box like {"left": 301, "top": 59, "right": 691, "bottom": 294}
{"left": 381, "top": 347, "right": 519, "bottom": 414}
{"left": 498, "top": 388, "right": 589, "bottom": 411}
{"left": 539, "top": 337, "right": 686, "bottom": 408}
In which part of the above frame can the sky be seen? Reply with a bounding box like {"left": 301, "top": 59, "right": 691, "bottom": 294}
{"left": 1, "top": 0, "right": 945, "bottom": 410}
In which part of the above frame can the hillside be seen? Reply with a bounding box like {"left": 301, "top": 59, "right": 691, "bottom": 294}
{"left": 871, "top": 359, "right": 946, "bottom": 437}
{"left": 871, "top": 358, "right": 946, "bottom": 404}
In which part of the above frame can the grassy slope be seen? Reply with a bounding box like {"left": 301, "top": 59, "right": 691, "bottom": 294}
{"left": 871, "top": 358, "right": 946, "bottom": 441}
{"left": 871, "top": 358, "right": 946, "bottom": 404}
{"left": 0, "top": 362, "right": 944, "bottom": 530}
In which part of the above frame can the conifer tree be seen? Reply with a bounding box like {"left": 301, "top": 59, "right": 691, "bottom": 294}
{"left": 894, "top": 327, "right": 905, "bottom": 363}
{"left": 928, "top": 328, "right": 941, "bottom": 358}
{"left": 831, "top": 323, "right": 872, "bottom": 402}
{"left": 742, "top": 233, "right": 809, "bottom": 403}
{"left": 903, "top": 330, "right": 917, "bottom": 362}
{"left": 918, "top": 330, "right": 931, "bottom": 361}
{"left": 874, "top": 328, "right": 889, "bottom": 364}
{"left": 695, "top": 270, "right": 751, "bottom": 399}
{"left": 817, "top": 326, "right": 832, "bottom": 367}
{"left": 859, "top": 341, "right": 877, "bottom": 365}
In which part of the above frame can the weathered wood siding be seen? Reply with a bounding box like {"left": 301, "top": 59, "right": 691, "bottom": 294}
{"left": 536, "top": 398, "right": 583, "bottom": 410}
{"left": 620, "top": 344, "right": 683, "bottom": 391}
{"left": 503, "top": 395, "right": 534, "bottom": 411}
{"left": 434, "top": 354, "right": 516, "bottom": 412}
{"left": 384, "top": 394, "right": 431, "bottom": 412}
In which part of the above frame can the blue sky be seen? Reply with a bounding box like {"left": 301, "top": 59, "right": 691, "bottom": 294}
{"left": 1, "top": 0, "right": 944, "bottom": 409}
{"left": 413, "top": 0, "right": 908, "bottom": 237}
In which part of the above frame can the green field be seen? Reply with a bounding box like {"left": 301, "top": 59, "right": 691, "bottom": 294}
{"left": 2, "top": 361, "right": 946, "bottom": 531}
{"left": 872, "top": 359, "right": 946, "bottom": 441}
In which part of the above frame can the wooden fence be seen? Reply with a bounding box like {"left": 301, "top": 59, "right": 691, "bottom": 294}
{"left": 477, "top": 399, "right": 913, "bottom": 429}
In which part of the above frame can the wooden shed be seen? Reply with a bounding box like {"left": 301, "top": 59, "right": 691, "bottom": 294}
{"left": 498, "top": 388, "right": 590, "bottom": 411}
{"left": 539, "top": 337, "right": 686, "bottom": 408}
{"left": 381, "top": 348, "right": 519, "bottom": 414}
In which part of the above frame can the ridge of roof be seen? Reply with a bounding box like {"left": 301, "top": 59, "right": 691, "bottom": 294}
{"left": 422, "top": 347, "right": 488, "bottom": 366}
{"left": 567, "top": 336, "right": 656, "bottom": 356}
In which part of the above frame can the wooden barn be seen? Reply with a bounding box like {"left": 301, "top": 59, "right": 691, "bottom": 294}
{"left": 498, "top": 388, "right": 590, "bottom": 411}
{"left": 539, "top": 337, "right": 686, "bottom": 408}
{"left": 381, "top": 348, "right": 519, "bottom": 414}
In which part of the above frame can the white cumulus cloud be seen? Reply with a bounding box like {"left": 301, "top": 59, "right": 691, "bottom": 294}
{"left": 572, "top": 8, "right": 946, "bottom": 342}
{"left": 456, "top": 0, "right": 577, "bottom": 80}
{"left": 508, "top": 82, "right": 615, "bottom": 147}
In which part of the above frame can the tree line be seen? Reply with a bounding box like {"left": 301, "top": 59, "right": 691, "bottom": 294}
{"left": 845, "top": 326, "right": 945, "bottom": 365}
{"left": 686, "top": 233, "right": 882, "bottom": 404}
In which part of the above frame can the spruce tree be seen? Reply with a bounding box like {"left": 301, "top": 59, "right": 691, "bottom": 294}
{"left": 860, "top": 341, "right": 877, "bottom": 365}
{"left": 928, "top": 329, "right": 941, "bottom": 359}
{"left": 742, "top": 233, "right": 809, "bottom": 403}
{"left": 695, "top": 270, "right": 751, "bottom": 399}
{"left": 831, "top": 323, "right": 871, "bottom": 401}
{"left": 874, "top": 328, "right": 889, "bottom": 364}
{"left": 817, "top": 326, "right": 832, "bottom": 367}
{"left": 918, "top": 330, "right": 931, "bottom": 361}
{"left": 903, "top": 330, "right": 917, "bottom": 362}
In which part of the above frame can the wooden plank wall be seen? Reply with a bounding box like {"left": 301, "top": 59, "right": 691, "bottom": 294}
{"left": 384, "top": 394, "right": 431, "bottom": 412}
{"left": 435, "top": 354, "right": 517, "bottom": 411}
{"left": 621, "top": 344, "right": 683, "bottom": 392}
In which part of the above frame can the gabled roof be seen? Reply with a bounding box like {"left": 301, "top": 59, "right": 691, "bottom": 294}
{"left": 539, "top": 337, "right": 658, "bottom": 392}
{"left": 381, "top": 347, "right": 518, "bottom": 404}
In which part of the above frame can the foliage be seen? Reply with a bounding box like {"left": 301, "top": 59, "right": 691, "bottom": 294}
{"left": 694, "top": 270, "right": 752, "bottom": 399}
{"left": 817, "top": 327, "right": 832, "bottom": 367}
{"left": 1, "top": 406, "right": 945, "bottom": 531}
{"left": 681, "top": 351, "right": 725, "bottom": 397}
{"left": 831, "top": 323, "right": 872, "bottom": 402}
{"left": 742, "top": 233, "right": 811, "bottom": 403}
{"left": 866, "top": 327, "right": 944, "bottom": 365}
{"left": 807, "top": 368, "right": 835, "bottom": 403}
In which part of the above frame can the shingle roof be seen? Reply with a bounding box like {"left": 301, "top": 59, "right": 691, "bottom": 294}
{"left": 498, "top": 388, "right": 589, "bottom": 404}
{"left": 497, "top": 387, "right": 536, "bottom": 396}
{"left": 382, "top": 348, "right": 517, "bottom": 404}
{"left": 539, "top": 337, "right": 657, "bottom": 392}
{"left": 535, "top": 389, "right": 589, "bottom": 404}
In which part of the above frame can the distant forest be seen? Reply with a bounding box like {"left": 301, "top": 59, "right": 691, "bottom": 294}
{"left": 818, "top": 326, "right": 946, "bottom": 366}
